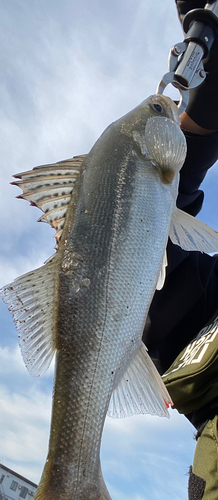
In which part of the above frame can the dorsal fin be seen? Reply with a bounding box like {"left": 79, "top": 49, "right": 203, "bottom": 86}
{"left": 12, "top": 155, "right": 86, "bottom": 249}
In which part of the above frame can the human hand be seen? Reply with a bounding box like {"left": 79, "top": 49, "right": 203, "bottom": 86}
{"left": 175, "top": 0, "right": 206, "bottom": 26}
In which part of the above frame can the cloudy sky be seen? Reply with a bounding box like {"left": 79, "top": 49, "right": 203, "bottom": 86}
{"left": 1, "top": 1, "right": 218, "bottom": 499}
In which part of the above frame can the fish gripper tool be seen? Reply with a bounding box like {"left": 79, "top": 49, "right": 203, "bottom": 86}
{"left": 157, "top": 0, "right": 218, "bottom": 114}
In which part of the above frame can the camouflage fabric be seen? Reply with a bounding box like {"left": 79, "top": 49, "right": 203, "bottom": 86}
{"left": 188, "top": 417, "right": 218, "bottom": 500}
{"left": 162, "top": 309, "right": 218, "bottom": 414}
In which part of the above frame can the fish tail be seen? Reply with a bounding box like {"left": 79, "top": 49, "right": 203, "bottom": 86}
{"left": 34, "top": 461, "right": 112, "bottom": 500}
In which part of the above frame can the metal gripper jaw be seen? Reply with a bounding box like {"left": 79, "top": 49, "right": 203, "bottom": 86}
{"left": 157, "top": 0, "right": 218, "bottom": 114}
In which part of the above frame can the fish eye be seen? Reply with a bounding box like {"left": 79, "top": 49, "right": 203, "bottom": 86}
{"left": 149, "top": 103, "right": 163, "bottom": 114}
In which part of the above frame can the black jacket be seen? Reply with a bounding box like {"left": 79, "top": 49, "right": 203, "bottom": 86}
{"left": 143, "top": 130, "right": 218, "bottom": 375}
{"left": 142, "top": 0, "right": 218, "bottom": 430}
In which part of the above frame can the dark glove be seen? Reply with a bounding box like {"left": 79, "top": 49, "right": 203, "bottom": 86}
{"left": 175, "top": 0, "right": 206, "bottom": 24}
{"left": 175, "top": 0, "right": 218, "bottom": 130}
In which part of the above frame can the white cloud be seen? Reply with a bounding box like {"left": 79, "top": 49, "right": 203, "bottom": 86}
{"left": 101, "top": 411, "right": 194, "bottom": 499}
{"left": 0, "top": 345, "right": 55, "bottom": 378}
{"left": 0, "top": 247, "right": 55, "bottom": 288}
{"left": 0, "top": 344, "right": 195, "bottom": 497}
{"left": 0, "top": 0, "right": 213, "bottom": 498}
{"left": 0, "top": 378, "right": 194, "bottom": 497}
{"left": 0, "top": 384, "right": 51, "bottom": 481}
{"left": 0, "top": 345, "right": 55, "bottom": 483}
{"left": 0, "top": 346, "right": 26, "bottom": 375}
{"left": 0, "top": 0, "right": 183, "bottom": 282}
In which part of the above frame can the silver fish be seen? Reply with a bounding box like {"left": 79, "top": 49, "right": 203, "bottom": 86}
{"left": 1, "top": 94, "right": 218, "bottom": 500}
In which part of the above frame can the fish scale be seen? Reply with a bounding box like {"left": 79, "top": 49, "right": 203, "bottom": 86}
{"left": 35, "top": 108, "right": 177, "bottom": 499}
{"left": 2, "top": 94, "right": 218, "bottom": 500}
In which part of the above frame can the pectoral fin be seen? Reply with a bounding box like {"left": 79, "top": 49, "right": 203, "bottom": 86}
{"left": 156, "top": 250, "right": 168, "bottom": 290}
{"left": 107, "top": 343, "right": 172, "bottom": 419}
{"left": 144, "top": 116, "right": 187, "bottom": 181}
{"left": 170, "top": 208, "right": 218, "bottom": 253}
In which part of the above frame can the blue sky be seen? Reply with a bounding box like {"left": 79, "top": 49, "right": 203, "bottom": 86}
{"left": 1, "top": 1, "right": 218, "bottom": 499}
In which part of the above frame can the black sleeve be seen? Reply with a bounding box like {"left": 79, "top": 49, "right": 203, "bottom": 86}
{"left": 143, "top": 130, "right": 218, "bottom": 374}
{"left": 177, "top": 130, "right": 218, "bottom": 217}
{"left": 175, "top": 0, "right": 206, "bottom": 24}
{"left": 175, "top": 0, "right": 218, "bottom": 130}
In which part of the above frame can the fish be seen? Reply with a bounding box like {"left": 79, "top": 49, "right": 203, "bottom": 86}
{"left": 1, "top": 94, "right": 218, "bottom": 500}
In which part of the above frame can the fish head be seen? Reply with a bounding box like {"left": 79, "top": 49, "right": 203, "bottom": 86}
{"left": 121, "top": 94, "right": 187, "bottom": 184}
{"left": 146, "top": 94, "right": 181, "bottom": 126}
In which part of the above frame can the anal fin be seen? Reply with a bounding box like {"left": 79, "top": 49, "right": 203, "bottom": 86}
{"left": 107, "top": 343, "right": 172, "bottom": 419}
{"left": 170, "top": 208, "right": 218, "bottom": 253}
{"left": 156, "top": 250, "right": 168, "bottom": 290}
